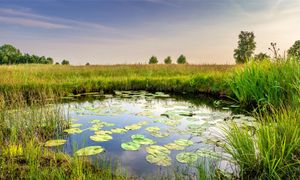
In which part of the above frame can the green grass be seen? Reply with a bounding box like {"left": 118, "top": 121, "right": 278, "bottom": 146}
{"left": 229, "top": 59, "right": 300, "bottom": 109}
{"left": 224, "top": 108, "right": 300, "bottom": 179}
{"left": 0, "top": 64, "right": 235, "bottom": 106}
{"left": 0, "top": 60, "right": 299, "bottom": 179}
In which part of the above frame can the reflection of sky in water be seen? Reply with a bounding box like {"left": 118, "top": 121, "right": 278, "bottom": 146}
{"left": 58, "top": 95, "right": 242, "bottom": 177}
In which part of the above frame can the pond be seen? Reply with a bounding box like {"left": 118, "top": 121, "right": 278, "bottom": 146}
{"left": 47, "top": 91, "right": 257, "bottom": 178}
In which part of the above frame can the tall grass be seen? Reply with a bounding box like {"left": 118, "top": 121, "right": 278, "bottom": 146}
{"left": 224, "top": 108, "right": 300, "bottom": 179}
{"left": 229, "top": 59, "right": 300, "bottom": 109}
{"left": 0, "top": 64, "right": 235, "bottom": 105}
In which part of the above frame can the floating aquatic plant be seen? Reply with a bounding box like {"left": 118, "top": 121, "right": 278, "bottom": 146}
{"left": 111, "top": 128, "right": 127, "bottom": 134}
{"left": 121, "top": 141, "right": 140, "bottom": 151}
{"left": 124, "top": 124, "right": 141, "bottom": 130}
{"left": 176, "top": 152, "right": 198, "bottom": 164}
{"left": 74, "top": 146, "right": 104, "bottom": 156}
{"left": 146, "top": 154, "right": 171, "bottom": 166}
{"left": 146, "top": 145, "right": 170, "bottom": 156}
{"left": 90, "top": 134, "right": 113, "bottom": 142}
{"left": 45, "top": 139, "right": 66, "bottom": 147}
{"left": 164, "top": 142, "right": 185, "bottom": 150}
{"left": 64, "top": 128, "right": 83, "bottom": 134}
{"left": 174, "top": 139, "right": 193, "bottom": 147}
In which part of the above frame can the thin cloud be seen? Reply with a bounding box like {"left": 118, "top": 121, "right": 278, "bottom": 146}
{"left": 0, "top": 8, "right": 117, "bottom": 32}
{"left": 0, "top": 16, "right": 71, "bottom": 29}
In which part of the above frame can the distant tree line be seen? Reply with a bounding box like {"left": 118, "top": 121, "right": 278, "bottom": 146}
{"left": 148, "top": 54, "right": 187, "bottom": 64}
{"left": 234, "top": 31, "right": 300, "bottom": 63}
{"left": 0, "top": 44, "right": 70, "bottom": 65}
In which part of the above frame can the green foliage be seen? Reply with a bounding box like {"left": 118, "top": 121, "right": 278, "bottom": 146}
{"left": 254, "top": 53, "right": 270, "bottom": 61}
{"left": 61, "top": 59, "right": 70, "bottom": 65}
{"left": 164, "top": 56, "right": 172, "bottom": 64}
{"left": 148, "top": 56, "right": 158, "bottom": 64}
{"left": 287, "top": 40, "right": 300, "bottom": 60}
{"left": 224, "top": 109, "right": 300, "bottom": 179}
{"left": 0, "top": 44, "right": 54, "bottom": 64}
{"left": 234, "top": 31, "right": 256, "bottom": 64}
{"left": 229, "top": 59, "right": 300, "bottom": 108}
{"left": 177, "top": 54, "right": 187, "bottom": 64}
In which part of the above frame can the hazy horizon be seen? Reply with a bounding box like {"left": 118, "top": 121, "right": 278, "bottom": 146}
{"left": 0, "top": 0, "right": 299, "bottom": 65}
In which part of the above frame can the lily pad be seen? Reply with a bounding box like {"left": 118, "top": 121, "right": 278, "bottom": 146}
{"left": 45, "top": 139, "right": 66, "bottom": 147}
{"left": 145, "top": 126, "right": 160, "bottom": 132}
{"left": 64, "top": 128, "right": 83, "bottom": 134}
{"left": 111, "top": 128, "right": 127, "bottom": 134}
{"left": 121, "top": 142, "right": 140, "bottom": 151}
{"left": 174, "top": 139, "right": 193, "bottom": 147}
{"left": 196, "top": 149, "right": 221, "bottom": 159}
{"left": 164, "top": 142, "right": 185, "bottom": 150}
{"left": 163, "top": 120, "right": 181, "bottom": 127}
{"left": 90, "top": 124, "right": 104, "bottom": 131}
{"left": 124, "top": 124, "right": 141, "bottom": 130}
{"left": 74, "top": 146, "right": 104, "bottom": 156}
{"left": 146, "top": 154, "right": 171, "bottom": 166}
{"left": 137, "top": 121, "right": 148, "bottom": 126}
{"left": 149, "top": 131, "right": 169, "bottom": 138}
{"left": 176, "top": 152, "right": 198, "bottom": 164}
{"left": 90, "top": 134, "right": 113, "bottom": 142}
{"left": 146, "top": 145, "right": 170, "bottom": 156}
{"left": 90, "top": 119, "right": 101, "bottom": 124}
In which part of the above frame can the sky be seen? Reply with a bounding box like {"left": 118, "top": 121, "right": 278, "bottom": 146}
{"left": 0, "top": 0, "right": 299, "bottom": 65}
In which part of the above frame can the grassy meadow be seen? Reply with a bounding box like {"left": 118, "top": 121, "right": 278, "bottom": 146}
{"left": 0, "top": 60, "right": 299, "bottom": 179}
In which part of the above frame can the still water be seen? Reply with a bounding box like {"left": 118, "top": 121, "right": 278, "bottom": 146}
{"left": 57, "top": 91, "right": 255, "bottom": 177}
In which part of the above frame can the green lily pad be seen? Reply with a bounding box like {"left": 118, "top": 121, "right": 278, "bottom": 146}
{"left": 174, "top": 139, "right": 193, "bottom": 147}
{"left": 146, "top": 145, "right": 170, "bottom": 156}
{"left": 71, "top": 123, "right": 82, "bottom": 128}
{"left": 45, "top": 139, "right": 66, "bottom": 147}
{"left": 74, "top": 146, "right": 104, "bottom": 156}
{"left": 95, "top": 130, "right": 112, "bottom": 135}
{"left": 64, "top": 128, "right": 83, "bottom": 134}
{"left": 163, "top": 120, "right": 181, "bottom": 127}
{"left": 146, "top": 154, "right": 171, "bottom": 166}
{"left": 176, "top": 152, "right": 198, "bottom": 164}
{"left": 90, "top": 123, "right": 105, "bottom": 131}
{"left": 164, "top": 142, "right": 185, "bottom": 150}
{"left": 90, "top": 134, "right": 113, "bottom": 142}
{"left": 196, "top": 149, "right": 221, "bottom": 159}
{"left": 145, "top": 126, "right": 160, "bottom": 132}
{"left": 149, "top": 131, "right": 169, "bottom": 138}
{"left": 111, "top": 128, "right": 127, "bottom": 134}
{"left": 124, "top": 124, "right": 141, "bottom": 130}
{"left": 137, "top": 121, "right": 148, "bottom": 126}
{"left": 121, "top": 142, "right": 140, "bottom": 151}
{"left": 90, "top": 119, "right": 101, "bottom": 124}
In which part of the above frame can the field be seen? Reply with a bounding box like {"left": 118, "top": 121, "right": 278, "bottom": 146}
{"left": 0, "top": 60, "right": 299, "bottom": 179}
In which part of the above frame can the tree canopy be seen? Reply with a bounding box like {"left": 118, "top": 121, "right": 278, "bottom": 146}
{"left": 287, "top": 40, "right": 300, "bottom": 60}
{"left": 164, "top": 56, "right": 172, "bottom": 64}
{"left": 61, "top": 59, "right": 70, "bottom": 65}
{"left": 0, "top": 44, "right": 61, "bottom": 65}
{"left": 234, "top": 31, "right": 256, "bottom": 63}
{"left": 177, "top": 55, "right": 187, "bottom": 64}
{"left": 149, "top": 56, "right": 158, "bottom": 64}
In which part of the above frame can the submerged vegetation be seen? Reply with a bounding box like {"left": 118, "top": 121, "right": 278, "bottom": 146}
{"left": 0, "top": 58, "right": 299, "bottom": 179}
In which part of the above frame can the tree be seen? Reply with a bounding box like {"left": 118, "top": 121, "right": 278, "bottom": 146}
{"left": 268, "top": 42, "right": 281, "bottom": 60}
{"left": 86, "top": 62, "right": 90, "bottom": 66}
{"left": 164, "top": 56, "right": 172, "bottom": 64}
{"left": 254, "top": 53, "right": 270, "bottom": 61}
{"left": 148, "top": 56, "right": 158, "bottom": 64}
{"left": 46, "top": 57, "right": 54, "bottom": 64}
{"left": 55, "top": 62, "right": 60, "bottom": 65}
{"left": 0, "top": 44, "right": 22, "bottom": 64}
{"left": 287, "top": 40, "right": 300, "bottom": 60}
{"left": 177, "top": 54, "right": 187, "bottom": 64}
{"left": 61, "top": 59, "right": 70, "bottom": 65}
{"left": 234, "top": 31, "right": 256, "bottom": 63}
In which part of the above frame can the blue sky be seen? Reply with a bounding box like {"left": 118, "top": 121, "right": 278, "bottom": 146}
{"left": 0, "top": 0, "right": 299, "bottom": 64}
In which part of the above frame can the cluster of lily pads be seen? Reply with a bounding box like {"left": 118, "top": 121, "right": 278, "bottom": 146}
{"left": 44, "top": 91, "right": 257, "bottom": 168}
